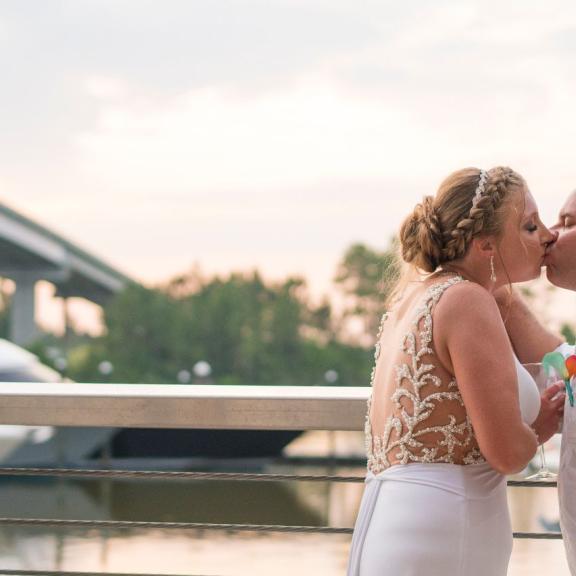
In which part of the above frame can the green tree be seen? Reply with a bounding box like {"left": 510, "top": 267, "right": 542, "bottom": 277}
{"left": 27, "top": 240, "right": 401, "bottom": 388}
{"left": 561, "top": 323, "right": 576, "bottom": 346}
{"left": 55, "top": 268, "right": 372, "bottom": 387}
{"left": 0, "top": 279, "right": 12, "bottom": 339}
{"left": 333, "top": 241, "right": 400, "bottom": 340}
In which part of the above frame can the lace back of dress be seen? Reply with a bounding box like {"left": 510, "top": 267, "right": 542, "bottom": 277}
{"left": 365, "top": 276, "right": 484, "bottom": 474}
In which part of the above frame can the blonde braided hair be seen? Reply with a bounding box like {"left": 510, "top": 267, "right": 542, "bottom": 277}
{"left": 399, "top": 167, "right": 525, "bottom": 273}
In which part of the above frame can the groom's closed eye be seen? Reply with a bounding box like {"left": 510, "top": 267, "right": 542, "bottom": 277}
{"left": 563, "top": 216, "right": 576, "bottom": 229}
{"left": 554, "top": 215, "right": 576, "bottom": 230}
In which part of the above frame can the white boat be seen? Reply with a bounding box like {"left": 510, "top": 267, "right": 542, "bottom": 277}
{"left": 0, "top": 339, "right": 60, "bottom": 460}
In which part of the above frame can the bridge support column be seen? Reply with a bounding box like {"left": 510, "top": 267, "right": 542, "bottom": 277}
{"left": 10, "top": 274, "right": 38, "bottom": 346}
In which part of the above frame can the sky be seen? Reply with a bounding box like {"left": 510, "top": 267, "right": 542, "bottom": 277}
{"left": 2, "top": 0, "right": 576, "bottom": 332}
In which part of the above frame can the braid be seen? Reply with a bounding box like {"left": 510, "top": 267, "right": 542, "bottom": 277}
{"left": 440, "top": 167, "right": 522, "bottom": 263}
{"left": 421, "top": 196, "right": 444, "bottom": 257}
{"left": 398, "top": 166, "right": 524, "bottom": 274}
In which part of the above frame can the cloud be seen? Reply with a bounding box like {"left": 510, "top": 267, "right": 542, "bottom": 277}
{"left": 84, "top": 76, "right": 129, "bottom": 101}
{"left": 76, "top": 78, "right": 452, "bottom": 192}
{"left": 2, "top": 0, "right": 576, "bottom": 296}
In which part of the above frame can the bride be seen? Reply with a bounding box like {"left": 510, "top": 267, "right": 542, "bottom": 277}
{"left": 346, "top": 167, "right": 565, "bottom": 575}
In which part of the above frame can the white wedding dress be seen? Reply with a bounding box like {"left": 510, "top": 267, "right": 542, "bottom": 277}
{"left": 346, "top": 276, "right": 541, "bottom": 576}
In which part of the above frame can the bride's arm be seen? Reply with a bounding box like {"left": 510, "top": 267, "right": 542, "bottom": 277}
{"left": 494, "top": 286, "right": 567, "bottom": 442}
{"left": 434, "top": 282, "right": 539, "bottom": 475}
{"left": 494, "top": 286, "right": 562, "bottom": 363}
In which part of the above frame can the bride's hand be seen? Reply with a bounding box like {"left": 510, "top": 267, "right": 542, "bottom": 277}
{"left": 532, "top": 381, "right": 566, "bottom": 444}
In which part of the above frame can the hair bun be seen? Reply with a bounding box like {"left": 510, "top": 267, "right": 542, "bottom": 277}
{"left": 400, "top": 196, "right": 444, "bottom": 273}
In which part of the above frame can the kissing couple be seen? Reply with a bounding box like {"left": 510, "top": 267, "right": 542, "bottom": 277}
{"left": 346, "top": 168, "right": 576, "bottom": 575}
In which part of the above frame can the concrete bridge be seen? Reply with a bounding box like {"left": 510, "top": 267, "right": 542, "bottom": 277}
{"left": 0, "top": 201, "right": 134, "bottom": 345}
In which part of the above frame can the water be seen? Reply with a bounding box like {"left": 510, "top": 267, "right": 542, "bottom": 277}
{"left": 0, "top": 431, "right": 570, "bottom": 575}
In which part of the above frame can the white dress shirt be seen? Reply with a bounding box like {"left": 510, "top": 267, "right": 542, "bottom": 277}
{"left": 556, "top": 342, "right": 576, "bottom": 574}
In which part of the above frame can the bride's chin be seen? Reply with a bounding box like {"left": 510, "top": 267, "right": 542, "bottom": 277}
{"left": 512, "top": 269, "right": 539, "bottom": 283}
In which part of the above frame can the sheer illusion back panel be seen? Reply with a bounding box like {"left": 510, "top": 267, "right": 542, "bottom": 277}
{"left": 365, "top": 276, "right": 484, "bottom": 474}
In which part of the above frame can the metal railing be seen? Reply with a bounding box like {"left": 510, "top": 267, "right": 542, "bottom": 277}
{"left": 0, "top": 382, "right": 563, "bottom": 575}
{"left": 0, "top": 382, "right": 367, "bottom": 430}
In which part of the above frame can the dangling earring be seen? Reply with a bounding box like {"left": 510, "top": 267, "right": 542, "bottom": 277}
{"left": 490, "top": 255, "right": 497, "bottom": 283}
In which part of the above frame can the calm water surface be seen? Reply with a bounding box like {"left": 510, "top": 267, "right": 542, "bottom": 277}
{"left": 0, "top": 431, "right": 570, "bottom": 575}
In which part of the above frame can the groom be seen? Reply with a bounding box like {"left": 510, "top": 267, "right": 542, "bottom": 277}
{"left": 546, "top": 189, "right": 576, "bottom": 575}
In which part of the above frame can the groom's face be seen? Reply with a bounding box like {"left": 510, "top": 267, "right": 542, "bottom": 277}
{"left": 546, "top": 191, "right": 576, "bottom": 289}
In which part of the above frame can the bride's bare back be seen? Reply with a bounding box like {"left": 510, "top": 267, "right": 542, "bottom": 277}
{"left": 366, "top": 275, "right": 485, "bottom": 474}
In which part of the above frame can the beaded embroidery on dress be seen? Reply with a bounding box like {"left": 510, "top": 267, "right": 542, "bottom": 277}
{"left": 365, "top": 275, "right": 485, "bottom": 474}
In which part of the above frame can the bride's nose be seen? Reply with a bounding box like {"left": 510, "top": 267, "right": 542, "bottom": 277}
{"left": 544, "top": 228, "right": 559, "bottom": 248}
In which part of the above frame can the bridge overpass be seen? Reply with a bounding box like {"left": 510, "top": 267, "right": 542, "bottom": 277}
{"left": 0, "top": 201, "right": 135, "bottom": 345}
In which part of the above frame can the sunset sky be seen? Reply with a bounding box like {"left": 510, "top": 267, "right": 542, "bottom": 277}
{"left": 2, "top": 1, "right": 576, "bottom": 332}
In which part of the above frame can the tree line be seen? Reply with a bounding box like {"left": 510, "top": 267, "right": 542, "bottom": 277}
{"left": 23, "top": 242, "right": 399, "bottom": 386}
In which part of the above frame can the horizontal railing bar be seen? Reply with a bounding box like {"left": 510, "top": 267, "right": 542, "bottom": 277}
{"left": 513, "top": 532, "right": 563, "bottom": 540}
{"left": 0, "top": 570, "right": 215, "bottom": 576}
{"left": 0, "top": 382, "right": 368, "bottom": 431}
{"left": 0, "top": 517, "right": 563, "bottom": 540}
{"left": 0, "top": 467, "right": 362, "bottom": 483}
{"left": 0, "top": 517, "right": 352, "bottom": 534}
{"left": 0, "top": 517, "right": 561, "bottom": 539}
{"left": 508, "top": 479, "right": 558, "bottom": 488}
{"left": 0, "top": 467, "right": 558, "bottom": 487}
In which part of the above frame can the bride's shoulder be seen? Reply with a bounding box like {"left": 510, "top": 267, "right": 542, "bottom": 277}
{"left": 434, "top": 280, "right": 502, "bottom": 330}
